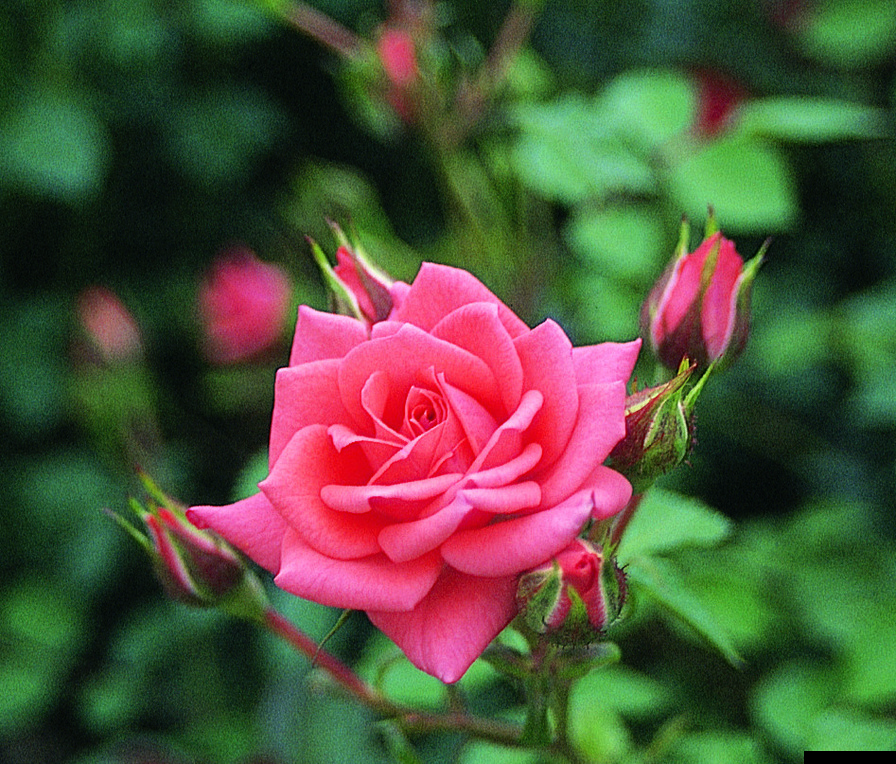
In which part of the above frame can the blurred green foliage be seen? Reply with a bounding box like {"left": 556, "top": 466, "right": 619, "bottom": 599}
{"left": 3, "top": 0, "right": 896, "bottom": 761}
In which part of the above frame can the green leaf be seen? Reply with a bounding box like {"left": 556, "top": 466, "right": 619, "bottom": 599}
{"left": 797, "top": 0, "right": 896, "bottom": 69}
{"left": 510, "top": 96, "right": 655, "bottom": 204}
{"left": 738, "top": 97, "right": 885, "bottom": 142}
{"left": 597, "top": 68, "right": 695, "bottom": 153}
{"left": 749, "top": 661, "right": 836, "bottom": 756}
{"left": 668, "top": 731, "right": 773, "bottom": 764}
{"left": 565, "top": 203, "right": 668, "bottom": 285}
{"left": 806, "top": 708, "right": 896, "bottom": 752}
{"left": 666, "top": 135, "right": 798, "bottom": 233}
{"left": 626, "top": 557, "right": 743, "bottom": 667}
{"left": 617, "top": 489, "right": 733, "bottom": 563}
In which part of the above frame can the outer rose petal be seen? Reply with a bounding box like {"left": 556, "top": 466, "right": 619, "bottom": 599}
{"left": 585, "top": 465, "right": 633, "bottom": 520}
{"left": 269, "top": 361, "right": 357, "bottom": 467}
{"left": 431, "top": 303, "right": 523, "bottom": 415}
{"left": 288, "top": 305, "right": 369, "bottom": 366}
{"left": 261, "top": 425, "right": 384, "bottom": 560}
{"left": 701, "top": 238, "right": 742, "bottom": 358}
{"left": 513, "top": 320, "right": 578, "bottom": 468}
{"left": 572, "top": 339, "right": 641, "bottom": 386}
{"left": 440, "top": 490, "right": 594, "bottom": 577}
{"left": 536, "top": 382, "right": 627, "bottom": 508}
{"left": 275, "top": 528, "right": 442, "bottom": 611}
{"left": 367, "top": 568, "right": 519, "bottom": 683}
{"left": 391, "top": 262, "right": 529, "bottom": 339}
{"left": 187, "top": 492, "right": 286, "bottom": 574}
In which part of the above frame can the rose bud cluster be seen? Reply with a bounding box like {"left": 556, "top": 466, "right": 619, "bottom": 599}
{"left": 198, "top": 247, "right": 294, "bottom": 365}
{"left": 641, "top": 219, "right": 764, "bottom": 372}
{"left": 516, "top": 539, "right": 626, "bottom": 645}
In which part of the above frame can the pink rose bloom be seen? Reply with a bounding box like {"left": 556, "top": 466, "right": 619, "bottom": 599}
{"left": 188, "top": 263, "right": 640, "bottom": 682}
{"left": 199, "top": 248, "right": 293, "bottom": 365}
{"left": 641, "top": 231, "right": 757, "bottom": 370}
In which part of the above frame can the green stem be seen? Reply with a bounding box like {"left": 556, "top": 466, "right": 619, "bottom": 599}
{"left": 275, "top": 1, "right": 361, "bottom": 59}
{"left": 262, "top": 607, "right": 531, "bottom": 748}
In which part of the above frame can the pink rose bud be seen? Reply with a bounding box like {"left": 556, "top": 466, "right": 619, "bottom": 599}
{"left": 198, "top": 248, "right": 293, "bottom": 365}
{"left": 309, "top": 226, "right": 400, "bottom": 326}
{"left": 608, "top": 361, "right": 706, "bottom": 493}
{"left": 377, "top": 28, "right": 419, "bottom": 89}
{"left": 692, "top": 69, "right": 746, "bottom": 139}
{"left": 111, "top": 475, "right": 267, "bottom": 618}
{"left": 640, "top": 218, "right": 765, "bottom": 371}
{"left": 77, "top": 286, "right": 143, "bottom": 362}
{"left": 516, "top": 539, "right": 626, "bottom": 645}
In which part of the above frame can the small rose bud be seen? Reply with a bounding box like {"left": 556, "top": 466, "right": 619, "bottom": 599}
{"left": 377, "top": 28, "right": 419, "bottom": 89}
{"left": 77, "top": 286, "right": 143, "bottom": 363}
{"left": 309, "top": 224, "right": 401, "bottom": 325}
{"left": 641, "top": 217, "right": 765, "bottom": 372}
{"left": 109, "top": 475, "right": 267, "bottom": 619}
{"left": 517, "top": 540, "right": 626, "bottom": 646}
{"left": 608, "top": 361, "right": 701, "bottom": 493}
{"left": 198, "top": 247, "right": 293, "bottom": 365}
{"left": 692, "top": 68, "right": 746, "bottom": 139}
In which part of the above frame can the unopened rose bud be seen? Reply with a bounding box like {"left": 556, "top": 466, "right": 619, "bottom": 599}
{"left": 77, "top": 286, "right": 143, "bottom": 363}
{"left": 377, "top": 27, "right": 419, "bottom": 89}
{"left": 641, "top": 217, "right": 764, "bottom": 372}
{"left": 198, "top": 247, "right": 293, "bottom": 365}
{"left": 110, "top": 475, "right": 267, "bottom": 619}
{"left": 608, "top": 361, "right": 704, "bottom": 493}
{"left": 310, "top": 225, "right": 401, "bottom": 325}
{"left": 517, "top": 540, "right": 626, "bottom": 646}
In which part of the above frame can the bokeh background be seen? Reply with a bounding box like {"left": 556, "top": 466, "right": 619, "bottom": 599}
{"left": 3, "top": 0, "right": 896, "bottom": 761}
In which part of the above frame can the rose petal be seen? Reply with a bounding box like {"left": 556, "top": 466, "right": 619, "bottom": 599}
{"left": 536, "top": 382, "right": 627, "bottom": 508}
{"left": 320, "top": 472, "right": 463, "bottom": 514}
{"left": 269, "top": 360, "right": 357, "bottom": 467}
{"left": 459, "top": 481, "right": 541, "bottom": 513}
{"left": 377, "top": 493, "right": 473, "bottom": 562}
{"left": 572, "top": 338, "right": 641, "bottom": 386}
{"left": 261, "top": 425, "right": 384, "bottom": 559}
{"left": 440, "top": 490, "right": 594, "bottom": 577}
{"left": 467, "top": 442, "right": 542, "bottom": 489}
{"left": 392, "top": 262, "right": 529, "bottom": 339}
{"left": 367, "top": 568, "right": 519, "bottom": 683}
{"left": 513, "top": 320, "right": 578, "bottom": 468}
{"left": 275, "top": 527, "right": 441, "bottom": 611}
{"left": 186, "top": 492, "right": 286, "bottom": 574}
{"left": 431, "top": 302, "right": 523, "bottom": 415}
{"left": 586, "top": 465, "right": 633, "bottom": 520}
{"left": 438, "top": 376, "right": 498, "bottom": 457}
{"left": 339, "top": 325, "right": 501, "bottom": 427}
{"left": 289, "top": 305, "right": 368, "bottom": 366}
{"left": 702, "top": 237, "right": 742, "bottom": 359}
{"left": 469, "top": 389, "right": 543, "bottom": 474}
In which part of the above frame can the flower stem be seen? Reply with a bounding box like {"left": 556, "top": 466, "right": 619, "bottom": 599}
{"left": 262, "top": 606, "right": 534, "bottom": 749}
{"left": 609, "top": 492, "right": 645, "bottom": 549}
{"left": 276, "top": 1, "right": 361, "bottom": 59}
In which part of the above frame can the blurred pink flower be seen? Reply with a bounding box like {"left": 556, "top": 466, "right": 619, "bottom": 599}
{"left": 198, "top": 248, "right": 293, "bottom": 365}
{"left": 77, "top": 286, "right": 143, "bottom": 362}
